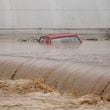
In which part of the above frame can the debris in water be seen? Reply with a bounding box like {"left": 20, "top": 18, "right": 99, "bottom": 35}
{"left": 77, "top": 94, "right": 101, "bottom": 105}
{"left": 0, "top": 79, "right": 54, "bottom": 94}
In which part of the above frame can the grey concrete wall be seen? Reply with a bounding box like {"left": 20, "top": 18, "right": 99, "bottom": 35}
{"left": 0, "top": 0, "right": 110, "bottom": 39}
{"left": 0, "top": 0, "right": 110, "bottom": 28}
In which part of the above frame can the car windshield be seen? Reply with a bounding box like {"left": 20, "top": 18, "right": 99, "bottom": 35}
{"left": 51, "top": 37, "right": 80, "bottom": 44}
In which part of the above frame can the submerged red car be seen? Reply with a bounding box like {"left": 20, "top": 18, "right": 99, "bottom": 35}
{"left": 38, "top": 33, "right": 82, "bottom": 45}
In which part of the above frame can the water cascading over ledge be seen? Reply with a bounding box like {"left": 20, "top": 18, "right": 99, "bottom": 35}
{"left": 0, "top": 56, "right": 109, "bottom": 100}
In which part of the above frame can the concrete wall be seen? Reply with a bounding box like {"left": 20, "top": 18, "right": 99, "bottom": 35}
{"left": 0, "top": 0, "right": 110, "bottom": 39}
{"left": 0, "top": 0, "right": 110, "bottom": 28}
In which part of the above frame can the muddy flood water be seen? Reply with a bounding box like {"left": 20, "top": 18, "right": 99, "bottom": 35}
{"left": 0, "top": 39, "right": 110, "bottom": 110}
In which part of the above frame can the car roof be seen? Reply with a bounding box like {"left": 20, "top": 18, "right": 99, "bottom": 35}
{"left": 47, "top": 33, "right": 78, "bottom": 39}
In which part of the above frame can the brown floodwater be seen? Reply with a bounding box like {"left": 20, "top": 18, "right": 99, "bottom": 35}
{"left": 0, "top": 39, "right": 110, "bottom": 110}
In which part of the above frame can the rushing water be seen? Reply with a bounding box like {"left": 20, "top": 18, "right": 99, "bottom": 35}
{"left": 0, "top": 39, "right": 110, "bottom": 67}
{"left": 0, "top": 39, "right": 110, "bottom": 110}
